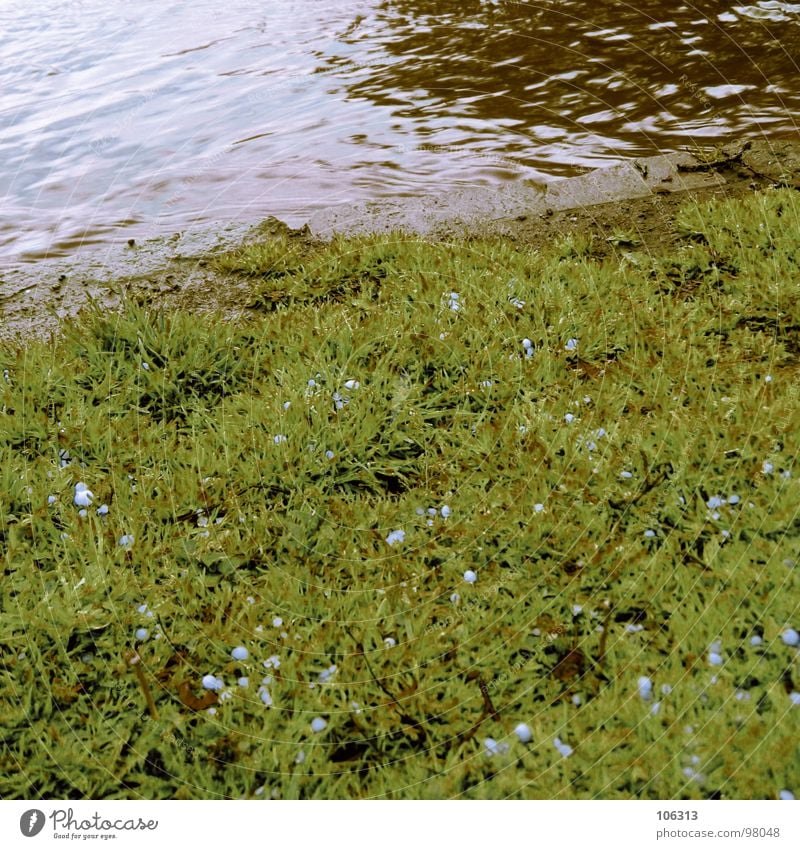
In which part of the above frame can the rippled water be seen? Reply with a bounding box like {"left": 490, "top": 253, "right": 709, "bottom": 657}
{"left": 1, "top": 0, "right": 798, "bottom": 260}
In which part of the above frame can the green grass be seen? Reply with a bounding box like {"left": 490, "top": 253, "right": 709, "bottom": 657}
{"left": 1, "top": 188, "right": 799, "bottom": 799}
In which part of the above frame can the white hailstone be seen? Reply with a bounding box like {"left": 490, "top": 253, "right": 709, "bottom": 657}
{"left": 765, "top": 374, "right": 773, "bottom": 382}
{"left": 283, "top": 400, "right": 291, "bottom": 410}
{"left": 572, "top": 694, "right": 582, "bottom": 706}
{"left": 480, "top": 380, "right": 493, "bottom": 388}
{"left": 661, "top": 684, "right": 672, "bottom": 695}
{"left": 78, "top": 509, "right": 88, "bottom": 517}
{"left": 231, "top": 646, "right": 249, "bottom": 661}
{"left": 47, "top": 495, "right": 57, "bottom": 505}
{"left": 274, "top": 434, "right": 287, "bottom": 444}
{"left": 202, "top": 675, "right": 224, "bottom": 691}
{"left": 440, "top": 505, "right": 452, "bottom": 518}
{"left": 708, "top": 652, "right": 724, "bottom": 666}
{"left": 238, "top": 677, "right": 249, "bottom": 687}
{"left": 572, "top": 605, "right": 583, "bottom": 616}
{"left": 263, "top": 655, "right": 281, "bottom": 669}
{"left": 259, "top": 688, "right": 273, "bottom": 706}
{"left": 514, "top": 723, "right": 533, "bottom": 744}
{"left": 510, "top": 296, "right": 525, "bottom": 309}
{"left": 727, "top": 494, "right": 740, "bottom": 504}
{"left": 781, "top": 469, "right": 791, "bottom": 479}
{"left": 135, "top": 628, "right": 148, "bottom": 641}
{"left": 781, "top": 628, "right": 800, "bottom": 647}
{"left": 96, "top": 504, "right": 109, "bottom": 515}
{"left": 383, "top": 637, "right": 397, "bottom": 648}
{"left": 620, "top": 470, "right": 633, "bottom": 479}
{"left": 750, "top": 635, "right": 763, "bottom": 646}
{"left": 522, "top": 338, "right": 533, "bottom": 349}
{"left": 141, "top": 361, "right": 150, "bottom": 371}
{"left": 483, "top": 738, "right": 510, "bottom": 757}
{"left": 762, "top": 461, "right": 774, "bottom": 474}
{"left": 351, "top": 701, "right": 362, "bottom": 714}
{"left": 385, "top": 529, "right": 405, "bottom": 546}
{"left": 272, "top": 617, "right": 283, "bottom": 627}
{"left": 246, "top": 596, "right": 255, "bottom": 604}
{"left": 643, "top": 529, "right": 656, "bottom": 538}
{"left": 207, "top": 707, "right": 217, "bottom": 715}
{"left": 343, "top": 379, "right": 360, "bottom": 390}
{"left": 638, "top": 676, "right": 654, "bottom": 701}
{"left": 310, "top": 717, "right": 327, "bottom": 733}
{"left": 710, "top": 511, "right": 720, "bottom": 521}
{"left": 626, "top": 624, "right": 644, "bottom": 634}
{"left": 707, "top": 496, "right": 723, "bottom": 509}
{"left": 533, "top": 503, "right": 544, "bottom": 513}
{"left": 325, "top": 450, "right": 335, "bottom": 460}
{"left": 137, "top": 604, "right": 148, "bottom": 615}
{"left": 415, "top": 507, "right": 425, "bottom": 516}
{"left": 779, "top": 790, "right": 794, "bottom": 800}
{"left": 463, "top": 570, "right": 477, "bottom": 584}
{"left": 564, "top": 413, "right": 575, "bottom": 424}
{"left": 586, "top": 441, "right": 597, "bottom": 451}
{"left": 583, "top": 396, "right": 592, "bottom": 404}
{"left": 553, "top": 737, "right": 573, "bottom": 758}
{"left": 295, "top": 750, "right": 306, "bottom": 765}
{"left": 426, "top": 519, "right": 434, "bottom": 526}
{"left": 565, "top": 338, "right": 578, "bottom": 351}
{"left": 307, "top": 379, "right": 316, "bottom": 387}
{"left": 73, "top": 483, "right": 94, "bottom": 507}
{"left": 721, "top": 530, "right": 731, "bottom": 539}
{"left": 789, "top": 692, "right": 800, "bottom": 706}
{"left": 118, "top": 534, "right": 134, "bottom": 547}
{"left": 261, "top": 676, "right": 273, "bottom": 686}
{"left": 428, "top": 507, "right": 437, "bottom": 516}
{"left": 318, "top": 665, "right": 337, "bottom": 682}
{"left": 450, "top": 592, "right": 460, "bottom": 604}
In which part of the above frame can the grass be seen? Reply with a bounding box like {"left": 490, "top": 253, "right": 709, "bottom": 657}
{"left": 1, "top": 188, "right": 799, "bottom": 800}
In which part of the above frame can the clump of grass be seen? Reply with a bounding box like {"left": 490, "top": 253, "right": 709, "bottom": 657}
{"left": 1, "top": 189, "right": 798, "bottom": 800}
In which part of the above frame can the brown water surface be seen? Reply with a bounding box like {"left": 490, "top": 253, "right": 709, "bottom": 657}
{"left": 1, "top": 0, "right": 797, "bottom": 261}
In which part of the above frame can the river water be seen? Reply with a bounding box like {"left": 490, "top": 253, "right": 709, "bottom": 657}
{"left": 1, "top": 0, "right": 798, "bottom": 261}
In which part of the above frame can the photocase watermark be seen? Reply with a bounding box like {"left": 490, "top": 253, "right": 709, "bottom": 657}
{"left": 18, "top": 807, "right": 158, "bottom": 838}
{"left": 19, "top": 810, "right": 45, "bottom": 838}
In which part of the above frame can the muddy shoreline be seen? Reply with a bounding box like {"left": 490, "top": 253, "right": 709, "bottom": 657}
{"left": 1, "top": 138, "right": 798, "bottom": 345}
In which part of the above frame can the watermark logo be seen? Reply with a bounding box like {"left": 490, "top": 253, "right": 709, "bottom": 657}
{"left": 19, "top": 810, "right": 46, "bottom": 837}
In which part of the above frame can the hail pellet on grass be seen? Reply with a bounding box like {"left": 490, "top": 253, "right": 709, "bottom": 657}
{"left": 1, "top": 189, "right": 799, "bottom": 799}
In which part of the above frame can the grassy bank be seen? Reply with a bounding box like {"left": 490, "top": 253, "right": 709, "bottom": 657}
{"left": 1, "top": 188, "right": 798, "bottom": 800}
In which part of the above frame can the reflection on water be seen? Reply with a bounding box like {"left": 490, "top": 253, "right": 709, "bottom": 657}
{"left": 0, "top": 0, "right": 797, "bottom": 261}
